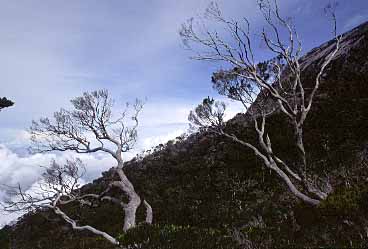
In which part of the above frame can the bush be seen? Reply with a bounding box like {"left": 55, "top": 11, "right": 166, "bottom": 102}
{"left": 0, "top": 226, "right": 10, "bottom": 249}
{"left": 117, "top": 224, "right": 239, "bottom": 249}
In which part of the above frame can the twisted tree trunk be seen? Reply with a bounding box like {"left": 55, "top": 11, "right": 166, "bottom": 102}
{"left": 115, "top": 167, "right": 142, "bottom": 231}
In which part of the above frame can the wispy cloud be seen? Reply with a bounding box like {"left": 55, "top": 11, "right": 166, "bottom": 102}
{"left": 0, "top": 144, "right": 117, "bottom": 227}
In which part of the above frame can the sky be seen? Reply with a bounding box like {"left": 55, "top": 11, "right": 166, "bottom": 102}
{"left": 0, "top": 0, "right": 367, "bottom": 227}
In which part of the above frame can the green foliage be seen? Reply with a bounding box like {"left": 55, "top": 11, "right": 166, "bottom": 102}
{"left": 0, "top": 97, "right": 14, "bottom": 110}
{"left": 117, "top": 224, "right": 238, "bottom": 249}
{"left": 0, "top": 226, "right": 10, "bottom": 249}
{"left": 319, "top": 184, "right": 368, "bottom": 217}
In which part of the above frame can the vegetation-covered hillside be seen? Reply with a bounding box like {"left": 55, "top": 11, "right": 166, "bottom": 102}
{"left": 1, "top": 22, "right": 367, "bottom": 249}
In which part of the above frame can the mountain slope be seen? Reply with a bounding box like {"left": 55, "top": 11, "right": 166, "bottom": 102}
{"left": 1, "top": 22, "right": 368, "bottom": 249}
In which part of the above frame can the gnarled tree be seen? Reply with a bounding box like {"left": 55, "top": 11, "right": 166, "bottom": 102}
{"left": 182, "top": 1, "right": 341, "bottom": 206}
{"left": 2, "top": 159, "right": 121, "bottom": 245}
{"left": 2, "top": 89, "right": 152, "bottom": 246}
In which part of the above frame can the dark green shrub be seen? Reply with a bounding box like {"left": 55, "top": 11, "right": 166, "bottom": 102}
{"left": 117, "top": 224, "right": 239, "bottom": 249}
{"left": 0, "top": 226, "right": 10, "bottom": 249}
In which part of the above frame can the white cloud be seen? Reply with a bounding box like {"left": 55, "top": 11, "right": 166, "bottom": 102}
{"left": 0, "top": 209, "right": 20, "bottom": 228}
{"left": 0, "top": 129, "right": 31, "bottom": 148}
{"left": 223, "top": 99, "right": 246, "bottom": 121}
{"left": 0, "top": 144, "right": 118, "bottom": 227}
{"left": 0, "top": 144, "right": 117, "bottom": 188}
{"left": 142, "top": 128, "right": 187, "bottom": 150}
{"left": 0, "top": 145, "right": 53, "bottom": 188}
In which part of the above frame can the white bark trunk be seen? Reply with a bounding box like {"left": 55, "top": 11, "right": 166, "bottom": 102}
{"left": 115, "top": 167, "right": 142, "bottom": 232}
{"left": 52, "top": 206, "right": 119, "bottom": 245}
{"left": 143, "top": 200, "right": 153, "bottom": 224}
{"left": 123, "top": 195, "right": 141, "bottom": 231}
{"left": 305, "top": 182, "right": 329, "bottom": 200}
{"left": 270, "top": 162, "right": 320, "bottom": 206}
{"left": 224, "top": 130, "right": 320, "bottom": 206}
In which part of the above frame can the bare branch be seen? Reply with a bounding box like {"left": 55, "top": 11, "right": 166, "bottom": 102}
{"left": 188, "top": 97, "right": 226, "bottom": 133}
{"left": 52, "top": 205, "right": 119, "bottom": 245}
{"left": 186, "top": 0, "right": 341, "bottom": 205}
{"left": 5, "top": 89, "right": 154, "bottom": 242}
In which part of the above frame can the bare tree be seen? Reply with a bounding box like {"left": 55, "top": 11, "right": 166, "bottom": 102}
{"left": 2, "top": 159, "right": 121, "bottom": 245}
{"left": 182, "top": 1, "right": 341, "bottom": 206}
{"left": 2, "top": 89, "right": 153, "bottom": 246}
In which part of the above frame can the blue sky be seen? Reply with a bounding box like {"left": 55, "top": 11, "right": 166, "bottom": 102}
{"left": 0, "top": 0, "right": 367, "bottom": 226}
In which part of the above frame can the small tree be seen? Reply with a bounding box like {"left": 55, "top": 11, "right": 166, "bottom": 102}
{"left": 2, "top": 89, "right": 152, "bottom": 246}
{"left": 2, "top": 159, "right": 122, "bottom": 245}
{"left": 0, "top": 97, "right": 14, "bottom": 111}
{"left": 182, "top": 1, "right": 341, "bottom": 206}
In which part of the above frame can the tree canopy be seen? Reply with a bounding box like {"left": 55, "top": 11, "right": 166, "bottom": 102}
{"left": 0, "top": 97, "right": 14, "bottom": 111}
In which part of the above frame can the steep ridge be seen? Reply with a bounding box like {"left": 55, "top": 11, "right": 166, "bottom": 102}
{"left": 1, "top": 22, "right": 367, "bottom": 249}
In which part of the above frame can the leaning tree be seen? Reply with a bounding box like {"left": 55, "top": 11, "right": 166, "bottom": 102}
{"left": 2, "top": 89, "right": 152, "bottom": 246}
{"left": 181, "top": 0, "right": 341, "bottom": 206}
